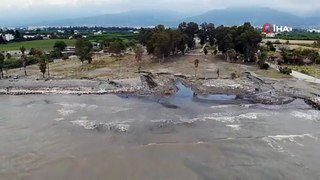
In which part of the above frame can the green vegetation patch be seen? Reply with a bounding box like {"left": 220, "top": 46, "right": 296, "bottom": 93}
{"left": 268, "top": 32, "right": 320, "bottom": 41}
{"left": 0, "top": 39, "right": 76, "bottom": 51}
{"left": 257, "top": 69, "right": 292, "bottom": 79}
{"left": 288, "top": 65, "right": 320, "bottom": 78}
{"left": 87, "top": 33, "right": 137, "bottom": 42}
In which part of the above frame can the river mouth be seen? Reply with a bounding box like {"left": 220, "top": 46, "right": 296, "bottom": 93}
{"left": 117, "top": 81, "right": 249, "bottom": 109}
{"left": 174, "top": 81, "right": 244, "bottom": 103}
{"left": 0, "top": 94, "right": 320, "bottom": 180}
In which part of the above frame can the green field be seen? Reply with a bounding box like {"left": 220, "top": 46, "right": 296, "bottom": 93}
{"left": 0, "top": 39, "right": 76, "bottom": 51}
{"left": 87, "top": 32, "right": 138, "bottom": 41}
{"left": 265, "top": 32, "right": 320, "bottom": 41}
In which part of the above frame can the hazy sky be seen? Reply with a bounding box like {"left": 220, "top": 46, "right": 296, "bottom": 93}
{"left": 1, "top": 0, "right": 319, "bottom": 24}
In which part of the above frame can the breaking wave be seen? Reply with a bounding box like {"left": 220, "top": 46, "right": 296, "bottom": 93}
{"left": 226, "top": 124, "right": 241, "bottom": 131}
{"left": 109, "top": 107, "right": 132, "bottom": 113}
{"left": 262, "top": 134, "right": 318, "bottom": 155}
{"left": 291, "top": 110, "right": 320, "bottom": 121}
{"left": 200, "top": 112, "right": 260, "bottom": 123}
{"left": 56, "top": 103, "right": 87, "bottom": 109}
{"left": 57, "top": 109, "right": 76, "bottom": 116}
{"left": 54, "top": 118, "right": 65, "bottom": 122}
{"left": 71, "top": 120, "right": 130, "bottom": 132}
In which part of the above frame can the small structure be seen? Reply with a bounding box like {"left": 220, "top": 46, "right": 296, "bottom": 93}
{"left": 92, "top": 42, "right": 101, "bottom": 50}
{"left": 23, "top": 35, "right": 36, "bottom": 39}
{"left": 303, "top": 58, "right": 313, "bottom": 65}
{"left": 265, "top": 33, "right": 276, "bottom": 38}
{"left": 62, "top": 46, "right": 76, "bottom": 55}
{"left": 269, "top": 55, "right": 284, "bottom": 65}
{"left": 93, "top": 31, "right": 102, "bottom": 35}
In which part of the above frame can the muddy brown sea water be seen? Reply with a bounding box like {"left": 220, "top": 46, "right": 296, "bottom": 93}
{"left": 0, "top": 93, "right": 320, "bottom": 180}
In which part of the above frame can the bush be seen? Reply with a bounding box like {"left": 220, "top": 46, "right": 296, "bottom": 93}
{"left": 26, "top": 56, "right": 39, "bottom": 65}
{"left": 62, "top": 54, "right": 69, "bottom": 60}
{"left": 49, "top": 49, "right": 62, "bottom": 59}
{"left": 300, "top": 69, "right": 310, "bottom": 75}
{"left": 231, "top": 72, "right": 237, "bottom": 79}
{"left": 279, "top": 67, "right": 292, "bottom": 75}
{"left": 4, "top": 58, "right": 23, "bottom": 69}
{"left": 259, "top": 63, "right": 270, "bottom": 70}
{"left": 296, "top": 59, "right": 305, "bottom": 66}
{"left": 274, "top": 40, "right": 281, "bottom": 44}
{"left": 269, "top": 45, "right": 276, "bottom": 51}
{"left": 257, "top": 58, "right": 269, "bottom": 70}
{"left": 53, "top": 41, "right": 67, "bottom": 51}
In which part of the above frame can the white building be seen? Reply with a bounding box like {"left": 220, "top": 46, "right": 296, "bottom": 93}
{"left": 263, "top": 33, "right": 276, "bottom": 38}
{"left": 57, "top": 30, "right": 65, "bottom": 33}
{"left": 93, "top": 31, "right": 102, "bottom": 35}
{"left": 23, "top": 35, "right": 36, "bottom": 39}
{"left": 307, "top": 29, "right": 320, "bottom": 33}
{"left": 4, "top": 34, "right": 14, "bottom": 41}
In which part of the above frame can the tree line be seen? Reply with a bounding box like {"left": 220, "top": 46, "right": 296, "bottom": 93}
{"left": 138, "top": 22, "right": 262, "bottom": 63}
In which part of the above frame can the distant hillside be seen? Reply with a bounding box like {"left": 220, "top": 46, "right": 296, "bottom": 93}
{"left": 37, "top": 10, "right": 183, "bottom": 27}
{"left": 32, "top": 7, "right": 320, "bottom": 27}
{"left": 184, "top": 7, "right": 320, "bottom": 27}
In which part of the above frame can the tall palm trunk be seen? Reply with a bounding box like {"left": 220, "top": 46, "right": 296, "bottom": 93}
{"left": 47, "top": 61, "right": 50, "bottom": 77}
{"left": 22, "top": 58, "right": 27, "bottom": 76}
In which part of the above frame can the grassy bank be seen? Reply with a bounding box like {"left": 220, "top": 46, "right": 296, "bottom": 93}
{"left": 288, "top": 65, "right": 320, "bottom": 78}
{"left": 0, "top": 39, "right": 76, "bottom": 51}
{"left": 256, "top": 69, "right": 292, "bottom": 79}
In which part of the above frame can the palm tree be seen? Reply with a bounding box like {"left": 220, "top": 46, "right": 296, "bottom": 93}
{"left": 292, "top": 49, "right": 300, "bottom": 65}
{"left": 0, "top": 53, "right": 5, "bottom": 79}
{"left": 226, "top": 49, "right": 237, "bottom": 62}
{"left": 21, "top": 55, "right": 27, "bottom": 76}
{"left": 20, "top": 46, "right": 27, "bottom": 75}
{"left": 134, "top": 44, "right": 144, "bottom": 70}
{"left": 38, "top": 57, "right": 47, "bottom": 78}
{"left": 20, "top": 46, "right": 26, "bottom": 55}
{"left": 194, "top": 59, "right": 199, "bottom": 77}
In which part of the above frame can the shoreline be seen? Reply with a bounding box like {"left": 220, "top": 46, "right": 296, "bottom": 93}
{"left": 1, "top": 72, "right": 320, "bottom": 110}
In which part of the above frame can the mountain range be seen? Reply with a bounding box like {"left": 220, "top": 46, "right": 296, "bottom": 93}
{"left": 29, "top": 7, "right": 320, "bottom": 27}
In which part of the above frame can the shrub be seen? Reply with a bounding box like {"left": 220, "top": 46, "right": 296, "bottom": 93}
{"left": 300, "top": 69, "right": 310, "bottom": 75}
{"left": 274, "top": 40, "right": 281, "bottom": 44}
{"left": 269, "top": 45, "right": 276, "bottom": 51}
{"left": 62, "top": 54, "right": 69, "bottom": 60}
{"left": 279, "top": 67, "right": 292, "bottom": 75}
{"left": 4, "top": 58, "right": 23, "bottom": 69}
{"left": 26, "top": 56, "right": 39, "bottom": 65}
{"left": 6, "top": 53, "right": 12, "bottom": 59}
{"left": 259, "top": 63, "right": 270, "bottom": 70}
{"left": 49, "top": 49, "right": 62, "bottom": 59}
{"left": 257, "top": 57, "right": 269, "bottom": 70}
{"left": 296, "top": 59, "right": 305, "bottom": 66}
{"left": 231, "top": 72, "right": 237, "bottom": 79}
